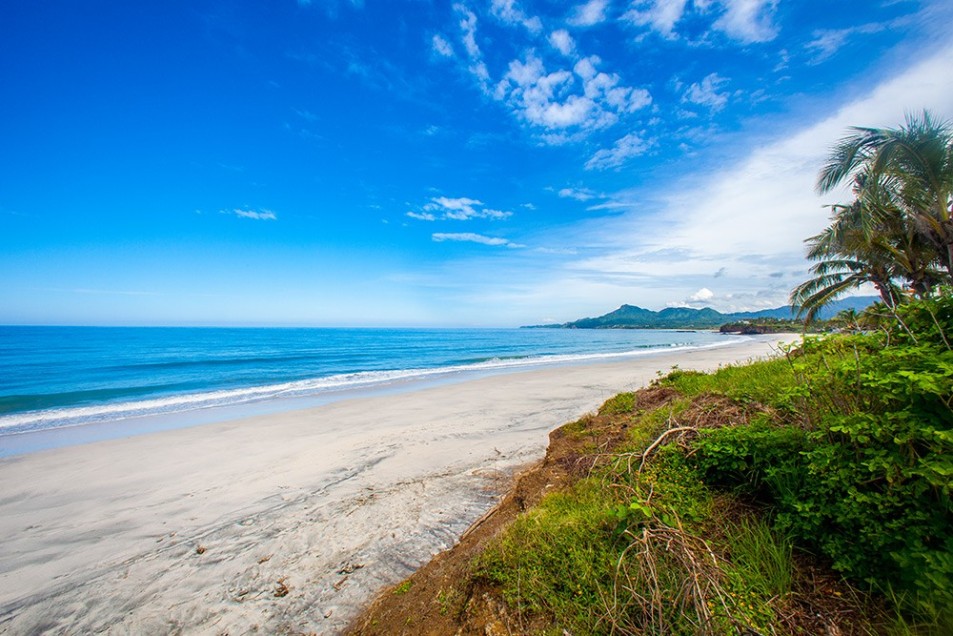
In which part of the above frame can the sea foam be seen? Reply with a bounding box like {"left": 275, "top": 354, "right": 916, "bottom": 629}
{"left": 0, "top": 338, "right": 737, "bottom": 434}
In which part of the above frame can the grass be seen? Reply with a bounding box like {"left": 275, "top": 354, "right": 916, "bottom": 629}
{"left": 721, "top": 516, "right": 794, "bottom": 602}
{"left": 474, "top": 479, "right": 620, "bottom": 633}
{"left": 620, "top": 396, "right": 691, "bottom": 451}
{"left": 392, "top": 580, "right": 412, "bottom": 595}
{"left": 598, "top": 391, "right": 638, "bottom": 415}
{"left": 435, "top": 587, "right": 463, "bottom": 616}
{"left": 473, "top": 397, "right": 812, "bottom": 635}
{"left": 662, "top": 354, "right": 798, "bottom": 407}
{"left": 470, "top": 353, "right": 907, "bottom": 635}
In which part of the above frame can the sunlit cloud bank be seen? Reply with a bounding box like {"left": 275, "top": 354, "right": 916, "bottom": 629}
{"left": 484, "top": 44, "right": 953, "bottom": 322}
{"left": 568, "top": 45, "right": 953, "bottom": 311}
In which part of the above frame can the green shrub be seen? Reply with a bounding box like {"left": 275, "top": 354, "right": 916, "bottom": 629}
{"left": 692, "top": 295, "right": 953, "bottom": 621}
{"left": 691, "top": 419, "right": 809, "bottom": 506}
{"left": 890, "top": 291, "right": 953, "bottom": 348}
{"left": 474, "top": 479, "right": 620, "bottom": 632}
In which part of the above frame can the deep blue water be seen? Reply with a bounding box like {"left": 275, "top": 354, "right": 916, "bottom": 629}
{"left": 0, "top": 326, "right": 736, "bottom": 437}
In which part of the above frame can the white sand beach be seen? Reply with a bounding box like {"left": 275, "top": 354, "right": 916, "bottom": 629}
{"left": 0, "top": 336, "right": 792, "bottom": 635}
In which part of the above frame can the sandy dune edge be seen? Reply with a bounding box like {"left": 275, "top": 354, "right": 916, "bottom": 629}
{"left": 0, "top": 336, "right": 790, "bottom": 634}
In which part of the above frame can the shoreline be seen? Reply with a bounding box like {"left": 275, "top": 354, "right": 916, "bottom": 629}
{"left": 0, "top": 334, "right": 751, "bottom": 459}
{"left": 0, "top": 335, "right": 793, "bottom": 634}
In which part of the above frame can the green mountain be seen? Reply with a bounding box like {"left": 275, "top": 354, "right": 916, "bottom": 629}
{"left": 528, "top": 297, "right": 878, "bottom": 329}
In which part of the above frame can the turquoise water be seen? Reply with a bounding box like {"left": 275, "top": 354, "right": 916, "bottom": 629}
{"left": 0, "top": 326, "right": 736, "bottom": 438}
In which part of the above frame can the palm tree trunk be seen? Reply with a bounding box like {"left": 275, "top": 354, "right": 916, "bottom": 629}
{"left": 945, "top": 238, "right": 953, "bottom": 284}
{"left": 874, "top": 282, "right": 898, "bottom": 308}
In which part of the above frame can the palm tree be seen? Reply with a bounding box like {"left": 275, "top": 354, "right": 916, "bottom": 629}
{"left": 791, "top": 237, "right": 904, "bottom": 323}
{"left": 816, "top": 110, "right": 953, "bottom": 281}
{"left": 835, "top": 308, "right": 859, "bottom": 330}
{"left": 791, "top": 173, "right": 937, "bottom": 322}
{"left": 854, "top": 174, "right": 944, "bottom": 296}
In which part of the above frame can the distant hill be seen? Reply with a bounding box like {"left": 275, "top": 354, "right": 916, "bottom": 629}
{"left": 526, "top": 296, "right": 879, "bottom": 329}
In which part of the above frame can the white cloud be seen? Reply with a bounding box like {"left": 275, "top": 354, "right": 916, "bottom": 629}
{"left": 292, "top": 108, "right": 316, "bottom": 122}
{"left": 432, "top": 232, "right": 525, "bottom": 248}
{"left": 773, "top": 48, "right": 790, "bottom": 72}
{"left": 558, "top": 187, "right": 598, "bottom": 201}
{"left": 563, "top": 44, "right": 953, "bottom": 311}
{"left": 575, "top": 55, "right": 653, "bottom": 111}
{"left": 454, "top": 4, "right": 491, "bottom": 90}
{"left": 538, "top": 131, "right": 587, "bottom": 146}
{"left": 713, "top": 0, "right": 779, "bottom": 44}
{"left": 456, "top": 5, "right": 480, "bottom": 58}
{"left": 585, "top": 200, "right": 633, "bottom": 212}
{"left": 227, "top": 208, "right": 277, "bottom": 221}
{"left": 621, "top": 0, "right": 777, "bottom": 44}
{"left": 806, "top": 23, "right": 889, "bottom": 64}
{"left": 432, "top": 34, "right": 454, "bottom": 57}
{"left": 496, "top": 56, "right": 580, "bottom": 127}
{"left": 490, "top": 0, "right": 543, "bottom": 33}
{"left": 682, "top": 73, "right": 729, "bottom": 111}
{"left": 585, "top": 132, "right": 652, "bottom": 170}
{"left": 688, "top": 287, "right": 714, "bottom": 302}
{"left": 495, "top": 53, "right": 651, "bottom": 135}
{"left": 408, "top": 196, "right": 513, "bottom": 221}
{"left": 623, "top": 0, "right": 689, "bottom": 38}
{"left": 548, "top": 29, "right": 575, "bottom": 56}
{"left": 569, "top": 0, "right": 610, "bottom": 27}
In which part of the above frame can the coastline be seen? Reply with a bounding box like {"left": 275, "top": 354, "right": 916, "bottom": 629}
{"left": 0, "top": 335, "right": 793, "bottom": 634}
{"left": 0, "top": 327, "right": 739, "bottom": 457}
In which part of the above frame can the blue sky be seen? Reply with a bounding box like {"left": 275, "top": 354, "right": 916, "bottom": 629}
{"left": 2, "top": 0, "right": 952, "bottom": 327}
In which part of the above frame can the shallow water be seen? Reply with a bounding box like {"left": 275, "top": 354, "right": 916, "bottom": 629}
{"left": 0, "top": 326, "right": 738, "bottom": 446}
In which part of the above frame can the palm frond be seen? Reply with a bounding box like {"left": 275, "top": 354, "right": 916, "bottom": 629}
{"left": 791, "top": 273, "right": 865, "bottom": 322}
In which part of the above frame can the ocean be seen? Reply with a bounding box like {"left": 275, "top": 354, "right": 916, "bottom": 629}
{"left": 0, "top": 326, "right": 738, "bottom": 452}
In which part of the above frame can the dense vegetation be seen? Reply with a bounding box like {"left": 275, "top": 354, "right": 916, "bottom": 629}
{"left": 718, "top": 318, "right": 806, "bottom": 334}
{"left": 474, "top": 294, "right": 951, "bottom": 634}
{"left": 693, "top": 296, "right": 953, "bottom": 621}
